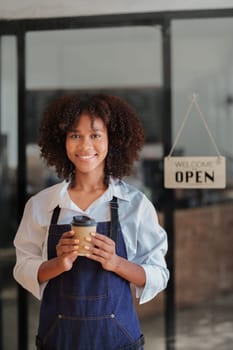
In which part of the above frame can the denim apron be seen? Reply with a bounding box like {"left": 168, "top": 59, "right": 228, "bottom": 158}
{"left": 36, "top": 197, "right": 144, "bottom": 350}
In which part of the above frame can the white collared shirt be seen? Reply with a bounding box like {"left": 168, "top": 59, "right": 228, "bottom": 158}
{"left": 13, "top": 178, "right": 169, "bottom": 304}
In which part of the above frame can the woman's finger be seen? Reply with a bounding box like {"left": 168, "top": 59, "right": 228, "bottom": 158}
{"left": 87, "top": 233, "right": 115, "bottom": 252}
{"left": 56, "top": 230, "right": 79, "bottom": 256}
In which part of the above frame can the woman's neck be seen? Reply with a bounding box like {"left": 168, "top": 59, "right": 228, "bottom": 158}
{"left": 68, "top": 173, "right": 108, "bottom": 211}
{"left": 71, "top": 172, "right": 107, "bottom": 192}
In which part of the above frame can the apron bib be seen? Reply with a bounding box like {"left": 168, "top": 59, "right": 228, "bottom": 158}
{"left": 36, "top": 197, "right": 144, "bottom": 350}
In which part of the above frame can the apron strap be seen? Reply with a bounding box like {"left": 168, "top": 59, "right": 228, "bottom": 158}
{"left": 110, "top": 196, "right": 119, "bottom": 243}
{"left": 50, "top": 205, "right": 61, "bottom": 225}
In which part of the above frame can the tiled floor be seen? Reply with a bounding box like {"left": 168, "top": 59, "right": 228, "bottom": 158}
{"left": 1, "top": 286, "right": 233, "bottom": 350}
{"left": 141, "top": 293, "right": 233, "bottom": 350}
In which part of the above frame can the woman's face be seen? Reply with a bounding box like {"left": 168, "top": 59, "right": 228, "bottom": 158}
{"left": 65, "top": 113, "right": 108, "bottom": 176}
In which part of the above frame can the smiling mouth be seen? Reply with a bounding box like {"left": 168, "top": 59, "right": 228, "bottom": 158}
{"left": 77, "top": 154, "right": 96, "bottom": 160}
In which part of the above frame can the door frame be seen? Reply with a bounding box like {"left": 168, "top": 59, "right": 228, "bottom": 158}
{"left": 1, "top": 8, "right": 233, "bottom": 350}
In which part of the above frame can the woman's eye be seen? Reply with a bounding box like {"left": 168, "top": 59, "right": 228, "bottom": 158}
{"left": 91, "top": 134, "right": 101, "bottom": 139}
{"left": 70, "top": 134, "right": 80, "bottom": 139}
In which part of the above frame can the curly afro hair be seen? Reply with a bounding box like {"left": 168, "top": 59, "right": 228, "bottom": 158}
{"left": 39, "top": 94, "right": 144, "bottom": 185}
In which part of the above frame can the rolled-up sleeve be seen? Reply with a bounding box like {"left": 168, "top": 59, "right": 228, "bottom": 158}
{"left": 131, "top": 197, "right": 169, "bottom": 304}
{"left": 13, "top": 198, "right": 48, "bottom": 300}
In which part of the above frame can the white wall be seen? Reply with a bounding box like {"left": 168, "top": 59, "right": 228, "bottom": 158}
{"left": 0, "top": 0, "right": 233, "bottom": 19}
{"left": 26, "top": 27, "right": 162, "bottom": 89}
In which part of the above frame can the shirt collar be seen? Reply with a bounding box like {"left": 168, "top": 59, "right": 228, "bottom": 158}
{"left": 108, "top": 178, "right": 130, "bottom": 202}
{"left": 47, "top": 177, "right": 130, "bottom": 213}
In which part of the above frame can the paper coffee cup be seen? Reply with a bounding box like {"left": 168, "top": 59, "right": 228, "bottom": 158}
{"left": 71, "top": 215, "right": 96, "bottom": 256}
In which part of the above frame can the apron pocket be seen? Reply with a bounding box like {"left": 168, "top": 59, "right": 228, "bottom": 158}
{"left": 42, "top": 314, "right": 142, "bottom": 350}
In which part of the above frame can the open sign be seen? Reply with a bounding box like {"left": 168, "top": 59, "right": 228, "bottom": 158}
{"left": 164, "top": 156, "right": 226, "bottom": 189}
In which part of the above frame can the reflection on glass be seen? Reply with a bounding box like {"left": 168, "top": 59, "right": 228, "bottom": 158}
{"left": 172, "top": 18, "right": 233, "bottom": 350}
{"left": 26, "top": 144, "right": 60, "bottom": 196}
{"left": 26, "top": 26, "right": 165, "bottom": 349}
{"left": 0, "top": 35, "right": 18, "bottom": 349}
{"left": 172, "top": 18, "right": 233, "bottom": 209}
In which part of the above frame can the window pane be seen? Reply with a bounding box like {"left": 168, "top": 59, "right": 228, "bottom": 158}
{"left": 0, "top": 35, "right": 18, "bottom": 349}
{"left": 26, "top": 26, "right": 165, "bottom": 350}
{"left": 172, "top": 18, "right": 233, "bottom": 350}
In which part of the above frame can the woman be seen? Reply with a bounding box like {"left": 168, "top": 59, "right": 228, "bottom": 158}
{"left": 13, "top": 94, "right": 169, "bottom": 350}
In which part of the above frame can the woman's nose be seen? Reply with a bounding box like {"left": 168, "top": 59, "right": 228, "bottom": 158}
{"left": 80, "top": 136, "right": 93, "bottom": 148}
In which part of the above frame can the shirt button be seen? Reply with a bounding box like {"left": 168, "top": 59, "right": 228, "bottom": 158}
{"left": 110, "top": 313, "right": 115, "bottom": 318}
{"left": 58, "top": 314, "right": 63, "bottom": 319}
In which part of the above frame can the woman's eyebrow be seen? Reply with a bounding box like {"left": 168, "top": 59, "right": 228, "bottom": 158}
{"left": 92, "top": 127, "right": 104, "bottom": 132}
{"left": 68, "top": 127, "right": 104, "bottom": 132}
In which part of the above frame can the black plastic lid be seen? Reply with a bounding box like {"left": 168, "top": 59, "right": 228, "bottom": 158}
{"left": 71, "top": 215, "right": 96, "bottom": 226}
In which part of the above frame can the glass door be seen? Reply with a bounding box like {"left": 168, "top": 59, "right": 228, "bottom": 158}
{"left": 172, "top": 17, "right": 233, "bottom": 349}
{"left": 25, "top": 25, "right": 166, "bottom": 349}
{"left": 0, "top": 35, "right": 18, "bottom": 350}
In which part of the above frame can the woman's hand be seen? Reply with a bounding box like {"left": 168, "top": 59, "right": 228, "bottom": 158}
{"left": 38, "top": 230, "right": 79, "bottom": 284}
{"left": 56, "top": 230, "right": 79, "bottom": 271}
{"left": 85, "top": 232, "right": 146, "bottom": 287}
{"left": 85, "top": 232, "right": 120, "bottom": 272}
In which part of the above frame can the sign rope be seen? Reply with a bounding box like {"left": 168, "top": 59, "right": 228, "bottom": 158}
{"left": 168, "top": 93, "right": 222, "bottom": 158}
